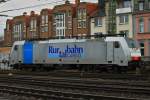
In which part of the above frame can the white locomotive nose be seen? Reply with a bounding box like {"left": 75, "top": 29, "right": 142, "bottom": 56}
{"left": 130, "top": 48, "right": 141, "bottom": 61}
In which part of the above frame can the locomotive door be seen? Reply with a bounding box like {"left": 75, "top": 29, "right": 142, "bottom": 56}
{"left": 23, "top": 42, "right": 33, "bottom": 64}
{"left": 106, "top": 42, "right": 114, "bottom": 63}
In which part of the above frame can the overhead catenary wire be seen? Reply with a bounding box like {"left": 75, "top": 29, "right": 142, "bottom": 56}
{"left": 0, "top": 0, "right": 96, "bottom": 14}
{"left": 0, "top": 14, "right": 13, "bottom": 17}
{"left": 0, "top": 0, "right": 65, "bottom": 13}
{"left": 0, "top": 0, "right": 11, "bottom": 3}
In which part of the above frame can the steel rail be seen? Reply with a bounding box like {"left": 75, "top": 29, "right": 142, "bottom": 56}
{"left": 0, "top": 85, "right": 137, "bottom": 100}
{"left": 0, "top": 76, "right": 149, "bottom": 99}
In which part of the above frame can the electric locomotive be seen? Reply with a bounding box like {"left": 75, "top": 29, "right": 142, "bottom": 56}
{"left": 9, "top": 35, "right": 141, "bottom": 72}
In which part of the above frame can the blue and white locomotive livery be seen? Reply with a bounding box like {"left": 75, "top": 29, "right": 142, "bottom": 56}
{"left": 9, "top": 36, "right": 141, "bottom": 72}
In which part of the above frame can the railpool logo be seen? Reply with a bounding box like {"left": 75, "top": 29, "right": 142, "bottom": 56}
{"left": 48, "top": 44, "right": 84, "bottom": 58}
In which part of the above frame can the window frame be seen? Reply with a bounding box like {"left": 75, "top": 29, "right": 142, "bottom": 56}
{"left": 139, "top": 1, "right": 144, "bottom": 11}
{"left": 148, "top": 19, "right": 150, "bottom": 32}
{"left": 140, "top": 42, "right": 144, "bottom": 56}
{"left": 139, "top": 17, "right": 144, "bottom": 33}
{"left": 95, "top": 17, "right": 102, "bottom": 27}
{"left": 119, "top": 15, "right": 129, "bottom": 24}
{"left": 77, "top": 8, "right": 87, "bottom": 28}
{"left": 123, "top": 0, "right": 132, "bottom": 8}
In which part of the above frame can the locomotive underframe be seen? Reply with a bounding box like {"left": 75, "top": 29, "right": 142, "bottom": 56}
{"left": 11, "top": 62, "right": 139, "bottom": 73}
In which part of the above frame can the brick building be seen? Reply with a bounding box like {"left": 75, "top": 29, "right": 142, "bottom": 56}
{"left": 75, "top": 0, "right": 97, "bottom": 36}
{"left": 12, "top": 12, "right": 30, "bottom": 41}
{"left": 3, "top": 0, "right": 99, "bottom": 45}
{"left": 1, "top": 0, "right": 147, "bottom": 57}
{"left": 40, "top": 9, "right": 53, "bottom": 38}
{"left": 0, "top": 36, "right": 4, "bottom": 47}
{"left": 52, "top": 0, "right": 98, "bottom": 38}
{"left": 52, "top": 0, "right": 76, "bottom": 37}
{"left": 28, "top": 11, "right": 39, "bottom": 39}
{"left": 4, "top": 19, "right": 13, "bottom": 46}
{"left": 134, "top": 0, "right": 150, "bottom": 56}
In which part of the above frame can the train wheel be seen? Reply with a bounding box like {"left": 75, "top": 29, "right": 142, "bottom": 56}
{"left": 116, "top": 66, "right": 122, "bottom": 74}
{"left": 121, "top": 66, "right": 127, "bottom": 73}
{"left": 90, "top": 65, "right": 96, "bottom": 73}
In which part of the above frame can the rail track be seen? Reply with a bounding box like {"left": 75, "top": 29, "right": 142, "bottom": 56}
{"left": 0, "top": 69, "right": 148, "bottom": 80}
{"left": 0, "top": 84, "right": 138, "bottom": 100}
{"left": 0, "top": 75, "right": 149, "bottom": 100}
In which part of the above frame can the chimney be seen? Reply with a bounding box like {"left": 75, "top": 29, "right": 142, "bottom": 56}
{"left": 75, "top": 0, "right": 80, "bottom": 5}
{"left": 23, "top": 12, "right": 27, "bottom": 16}
{"left": 30, "top": 11, "right": 35, "bottom": 15}
{"left": 65, "top": 0, "right": 70, "bottom": 4}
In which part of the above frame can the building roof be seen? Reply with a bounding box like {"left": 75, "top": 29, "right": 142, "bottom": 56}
{"left": 77, "top": 2, "right": 98, "bottom": 16}
{"left": 41, "top": 8, "right": 53, "bottom": 14}
{"left": 53, "top": 3, "right": 77, "bottom": 17}
{"left": 12, "top": 12, "right": 30, "bottom": 27}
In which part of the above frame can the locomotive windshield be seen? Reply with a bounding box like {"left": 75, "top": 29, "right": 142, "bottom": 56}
{"left": 125, "top": 38, "right": 139, "bottom": 48}
{"left": 126, "top": 38, "right": 139, "bottom": 48}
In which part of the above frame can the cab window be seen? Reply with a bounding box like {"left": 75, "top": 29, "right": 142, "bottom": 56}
{"left": 125, "top": 38, "right": 139, "bottom": 48}
{"left": 14, "top": 45, "right": 18, "bottom": 51}
{"left": 114, "top": 41, "right": 120, "bottom": 48}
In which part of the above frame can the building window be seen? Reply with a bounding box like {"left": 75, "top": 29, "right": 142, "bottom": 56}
{"left": 95, "top": 17, "right": 102, "bottom": 27}
{"left": 41, "top": 15, "right": 45, "bottom": 25}
{"left": 41, "top": 26, "right": 48, "bottom": 33}
{"left": 67, "top": 11, "right": 72, "bottom": 29}
{"left": 54, "top": 13, "right": 65, "bottom": 37}
{"left": 77, "top": 8, "right": 86, "bottom": 28}
{"left": 41, "top": 15, "right": 48, "bottom": 25}
{"left": 149, "top": 19, "right": 150, "bottom": 32}
{"left": 30, "top": 19, "right": 37, "bottom": 30}
{"left": 124, "top": 0, "right": 131, "bottom": 8}
{"left": 140, "top": 42, "right": 144, "bottom": 56}
{"left": 139, "top": 17, "right": 144, "bottom": 33}
{"left": 23, "top": 23, "right": 26, "bottom": 33}
{"left": 30, "top": 20, "right": 36, "bottom": 38}
{"left": 13, "top": 24, "right": 22, "bottom": 40}
{"left": 78, "top": 9, "right": 82, "bottom": 20}
{"left": 30, "top": 19, "right": 37, "bottom": 37}
{"left": 68, "top": 18, "right": 72, "bottom": 29}
{"left": 139, "top": 1, "right": 144, "bottom": 11}
{"left": 45, "top": 15, "right": 48, "bottom": 24}
{"left": 119, "top": 15, "right": 129, "bottom": 24}
{"left": 41, "top": 14, "right": 48, "bottom": 33}
{"left": 67, "top": 10, "right": 71, "bottom": 17}
{"left": 148, "top": 0, "right": 150, "bottom": 9}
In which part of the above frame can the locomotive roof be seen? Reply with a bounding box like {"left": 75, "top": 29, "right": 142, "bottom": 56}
{"left": 14, "top": 40, "right": 25, "bottom": 45}
{"left": 105, "top": 37, "right": 126, "bottom": 41}
{"left": 13, "top": 39, "right": 87, "bottom": 45}
{"left": 13, "top": 36, "right": 127, "bottom": 45}
{"left": 39, "top": 38, "right": 87, "bottom": 43}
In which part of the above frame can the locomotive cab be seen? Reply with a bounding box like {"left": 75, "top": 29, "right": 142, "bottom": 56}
{"left": 126, "top": 38, "right": 141, "bottom": 68}
{"left": 126, "top": 38, "right": 141, "bottom": 61}
{"left": 9, "top": 41, "right": 25, "bottom": 67}
{"left": 105, "top": 37, "right": 141, "bottom": 67}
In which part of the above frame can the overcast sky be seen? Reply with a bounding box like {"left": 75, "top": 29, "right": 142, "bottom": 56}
{"left": 0, "top": 0, "right": 97, "bottom": 37}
